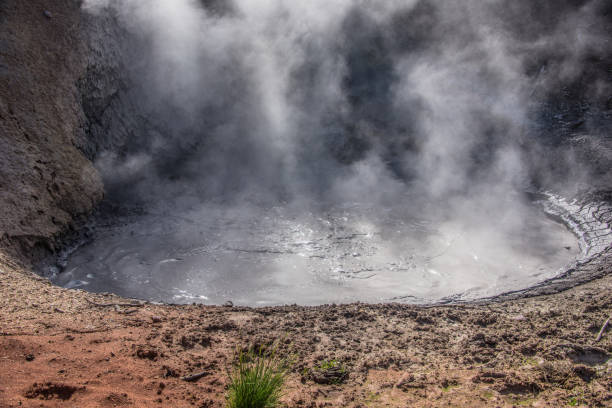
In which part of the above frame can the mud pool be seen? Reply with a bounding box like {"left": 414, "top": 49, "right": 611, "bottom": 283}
{"left": 44, "top": 192, "right": 581, "bottom": 306}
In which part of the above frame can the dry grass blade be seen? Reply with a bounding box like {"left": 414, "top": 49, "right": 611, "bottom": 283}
{"left": 595, "top": 317, "right": 610, "bottom": 342}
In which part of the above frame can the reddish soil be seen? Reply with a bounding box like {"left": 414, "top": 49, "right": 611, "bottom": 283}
{"left": 1, "top": 251, "right": 610, "bottom": 408}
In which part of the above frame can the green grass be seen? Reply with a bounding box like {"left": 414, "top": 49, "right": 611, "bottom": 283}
{"left": 365, "top": 391, "right": 382, "bottom": 406}
{"left": 521, "top": 357, "right": 540, "bottom": 367}
{"left": 568, "top": 396, "right": 585, "bottom": 407}
{"left": 505, "top": 396, "right": 536, "bottom": 406}
{"left": 317, "top": 359, "right": 343, "bottom": 371}
{"left": 312, "top": 359, "right": 347, "bottom": 384}
{"left": 226, "top": 350, "right": 288, "bottom": 408}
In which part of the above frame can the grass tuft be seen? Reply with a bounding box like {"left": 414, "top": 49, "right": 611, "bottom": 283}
{"left": 311, "top": 359, "right": 347, "bottom": 384}
{"left": 226, "top": 349, "right": 287, "bottom": 408}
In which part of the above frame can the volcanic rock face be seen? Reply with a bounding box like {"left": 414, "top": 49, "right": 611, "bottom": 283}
{"left": 0, "top": 0, "right": 102, "bottom": 261}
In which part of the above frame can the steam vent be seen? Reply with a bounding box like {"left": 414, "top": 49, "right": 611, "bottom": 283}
{"left": 1, "top": 1, "right": 611, "bottom": 406}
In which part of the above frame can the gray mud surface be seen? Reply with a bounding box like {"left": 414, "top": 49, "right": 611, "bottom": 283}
{"left": 47, "top": 193, "right": 590, "bottom": 306}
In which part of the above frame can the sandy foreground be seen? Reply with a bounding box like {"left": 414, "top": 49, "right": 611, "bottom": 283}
{"left": 1, "top": 249, "right": 610, "bottom": 408}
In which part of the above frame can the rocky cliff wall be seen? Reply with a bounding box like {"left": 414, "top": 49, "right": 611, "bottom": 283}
{"left": 0, "top": 0, "right": 103, "bottom": 263}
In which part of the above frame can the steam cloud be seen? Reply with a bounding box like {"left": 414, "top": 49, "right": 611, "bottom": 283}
{"left": 81, "top": 0, "right": 610, "bottom": 208}
{"left": 63, "top": 0, "right": 612, "bottom": 304}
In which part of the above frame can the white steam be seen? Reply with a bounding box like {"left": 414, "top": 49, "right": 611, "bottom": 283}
{"left": 81, "top": 0, "right": 611, "bottom": 207}
{"left": 70, "top": 0, "right": 608, "bottom": 304}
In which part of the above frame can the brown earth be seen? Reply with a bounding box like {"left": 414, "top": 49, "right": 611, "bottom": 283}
{"left": 0, "top": 1, "right": 611, "bottom": 407}
{"left": 1, "top": 252, "right": 611, "bottom": 408}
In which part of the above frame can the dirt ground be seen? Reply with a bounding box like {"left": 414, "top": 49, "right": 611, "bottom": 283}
{"left": 0, "top": 1, "right": 611, "bottom": 407}
{"left": 1, "top": 249, "right": 610, "bottom": 408}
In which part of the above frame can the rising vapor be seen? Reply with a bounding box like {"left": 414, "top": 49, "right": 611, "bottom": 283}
{"left": 58, "top": 0, "right": 611, "bottom": 304}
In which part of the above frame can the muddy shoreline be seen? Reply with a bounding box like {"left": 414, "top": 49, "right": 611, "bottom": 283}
{"left": 35, "top": 190, "right": 612, "bottom": 308}
{"left": 472, "top": 191, "right": 612, "bottom": 304}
